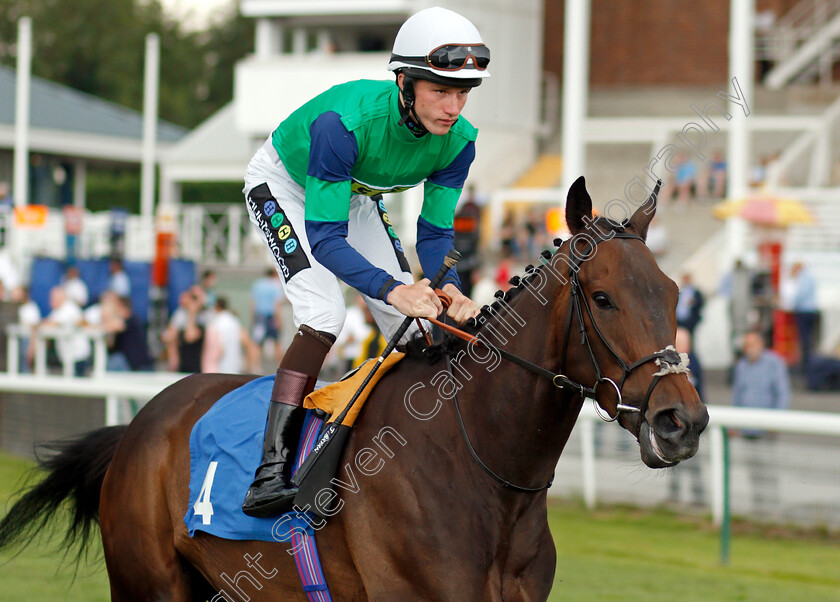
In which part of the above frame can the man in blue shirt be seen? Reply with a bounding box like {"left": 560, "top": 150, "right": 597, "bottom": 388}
{"left": 732, "top": 330, "right": 791, "bottom": 514}
{"left": 787, "top": 262, "right": 819, "bottom": 371}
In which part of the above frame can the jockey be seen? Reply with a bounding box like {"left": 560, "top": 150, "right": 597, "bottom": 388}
{"left": 242, "top": 6, "right": 488, "bottom": 517}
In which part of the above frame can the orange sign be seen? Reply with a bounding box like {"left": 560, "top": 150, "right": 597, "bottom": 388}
{"left": 13, "top": 205, "right": 48, "bottom": 228}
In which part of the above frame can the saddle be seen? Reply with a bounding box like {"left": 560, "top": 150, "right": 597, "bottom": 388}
{"left": 304, "top": 353, "right": 405, "bottom": 426}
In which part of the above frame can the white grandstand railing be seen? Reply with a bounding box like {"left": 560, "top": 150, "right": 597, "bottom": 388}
{"left": 0, "top": 204, "right": 255, "bottom": 271}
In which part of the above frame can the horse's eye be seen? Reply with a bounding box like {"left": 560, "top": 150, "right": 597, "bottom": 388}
{"left": 592, "top": 292, "right": 614, "bottom": 309}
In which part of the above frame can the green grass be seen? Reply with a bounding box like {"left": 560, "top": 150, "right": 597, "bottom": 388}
{"left": 1, "top": 451, "right": 839, "bottom": 601}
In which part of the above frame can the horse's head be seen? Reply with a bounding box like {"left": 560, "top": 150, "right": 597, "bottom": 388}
{"left": 555, "top": 176, "right": 709, "bottom": 468}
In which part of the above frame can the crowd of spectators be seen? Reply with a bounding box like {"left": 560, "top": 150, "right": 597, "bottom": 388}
{"left": 10, "top": 265, "right": 287, "bottom": 378}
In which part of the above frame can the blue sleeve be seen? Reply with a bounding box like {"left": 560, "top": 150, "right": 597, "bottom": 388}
{"left": 307, "top": 112, "right": 358, "bottom": 183}
{"left": 306, "top": 220, "right": 400, "bottom": 301}
{"left": 416, "top": 216, "right": 461, "bottom": 290}
{"left": 428, "top": 141, "right": 475, "bottom": 189}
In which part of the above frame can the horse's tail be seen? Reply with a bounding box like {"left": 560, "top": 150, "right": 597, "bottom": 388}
{"left": 0, "top": 425, "right": 127, "bottom": 560}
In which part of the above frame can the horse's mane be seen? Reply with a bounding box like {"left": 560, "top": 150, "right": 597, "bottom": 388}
{"left": 404, "top": 216, "right": 633, "bottom": 363}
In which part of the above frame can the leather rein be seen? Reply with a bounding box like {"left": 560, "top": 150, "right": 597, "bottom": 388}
{"left": 423, "top": 229, "right": 689, "bottom": 493}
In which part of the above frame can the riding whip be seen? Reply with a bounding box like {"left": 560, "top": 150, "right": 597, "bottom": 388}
{"left": 291, "top": 249, "right": 461, "bottom": 508}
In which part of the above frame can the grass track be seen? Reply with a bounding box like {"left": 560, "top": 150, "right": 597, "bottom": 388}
{"left": 1, "top": 452, "right": 838, "bottom": 601}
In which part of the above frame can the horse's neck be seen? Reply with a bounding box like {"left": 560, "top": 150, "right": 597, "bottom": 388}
{"left": 452, "top": 280, "right": 579, "bottom": 491}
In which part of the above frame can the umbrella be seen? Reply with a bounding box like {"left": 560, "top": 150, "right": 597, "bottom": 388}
{"left": 712, "top": 195, "right": 814, "bottom": 227}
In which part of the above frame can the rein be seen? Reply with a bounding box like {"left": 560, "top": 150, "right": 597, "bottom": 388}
{"left": 421, "top": 226, "right": 691, "bottom": 493}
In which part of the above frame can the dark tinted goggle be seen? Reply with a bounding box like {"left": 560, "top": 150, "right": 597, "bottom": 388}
{"left": 427, "top": 44, "right": 490, "bottom": 71}
{"left": 393, "top": 43, "right": 490, "bottom": 72}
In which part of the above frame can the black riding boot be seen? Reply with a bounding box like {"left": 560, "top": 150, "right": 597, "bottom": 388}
{"left": 242, "top": 368, "right": 315, "bottom": 518}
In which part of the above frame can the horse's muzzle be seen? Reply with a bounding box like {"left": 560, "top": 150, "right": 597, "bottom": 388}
{"left": 638, "top": 403, "right": 709, "bottom": 468}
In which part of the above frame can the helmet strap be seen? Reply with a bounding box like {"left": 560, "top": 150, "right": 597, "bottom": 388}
{"left": 397, "top": 75, "right": 428, "bottom": 138}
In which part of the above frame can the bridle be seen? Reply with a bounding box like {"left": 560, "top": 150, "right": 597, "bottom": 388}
{"left": 427, "top": 226, "right": 690, "bottom": 492}
{"left": 557, "top": 229, "right": 687, "bottom": 422}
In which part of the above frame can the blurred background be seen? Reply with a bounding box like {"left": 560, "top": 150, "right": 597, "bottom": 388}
{"left": 1, "top": 0, "right": 839, "bottom": 586}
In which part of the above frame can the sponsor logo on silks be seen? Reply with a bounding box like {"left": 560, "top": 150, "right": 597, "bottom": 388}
{"left": 246, "top": 184, "right": 311, "bottom": 282}
{"left": 350, "top": 178, "right": 423, "bottom": 197}
{"left": 248, "top": 197, "right": 290, "bottom": 279}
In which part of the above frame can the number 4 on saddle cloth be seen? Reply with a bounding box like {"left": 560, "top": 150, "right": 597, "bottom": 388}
{"left": 183, "top": 353, "right": 405, "bottom": 543}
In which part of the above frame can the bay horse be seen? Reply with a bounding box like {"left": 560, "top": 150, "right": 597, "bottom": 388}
{"left": 0, "top": 177, "right": 708, "bottom": 600}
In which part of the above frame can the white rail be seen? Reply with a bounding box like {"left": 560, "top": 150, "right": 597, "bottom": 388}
{"left": 574, "top": 402, "right": 840, "bottom": 526}
{"left": 0, "top": 372, "right": 185, "bottom": 426}
{"left": 1, "top": 372, "right": 838, "bottom": 530}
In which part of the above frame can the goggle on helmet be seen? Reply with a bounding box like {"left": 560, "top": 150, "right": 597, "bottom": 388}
{"left": 388, "top": 6, "right": 491, "bottom": 89}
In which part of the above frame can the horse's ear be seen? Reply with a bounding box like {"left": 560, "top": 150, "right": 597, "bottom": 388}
{"left": 565, "top": 176, "right": 592, "bottom": 235}
{"left": 627, "top": 179, "right": 661, "bottom": 241}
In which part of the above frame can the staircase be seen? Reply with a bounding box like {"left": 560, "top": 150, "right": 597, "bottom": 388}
{"left": 761, "top": 0, "right": 840, "bottom": 89}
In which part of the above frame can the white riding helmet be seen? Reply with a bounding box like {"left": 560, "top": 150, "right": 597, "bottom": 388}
{"left": 388, "top": 6, "right": 491, "bottom": 87}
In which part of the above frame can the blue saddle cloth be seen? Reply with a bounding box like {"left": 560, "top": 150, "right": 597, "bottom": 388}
{"left": 183, "top": 375, "right": 322, "bottom": 542}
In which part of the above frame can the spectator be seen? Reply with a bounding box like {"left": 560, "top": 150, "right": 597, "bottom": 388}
{"left": 17, "top": 287, "right": 41, "bottom": 373}
{"left": 524, "top": 206, "right": 548, "bottom": 259}
{"left": 202, "top": 297, "right": 259, "bottom": 374}
{"left": 675, "top": 154, "right": 697, "bottom": 210}
{"left": 200, "top": 269, "right": 218, "bottom": 309}
{"left": 250, "top": 268, "right": 286, "bottom": 364}
{"left": 62, "top": 264, "right": 89, "bottom": 308}
{"left": 731, "top": 330, "right": 791, "bottom": 515}
{"left": 668, "top": 327, "right": 705, "bottom": 506}
{"left": 0, "top": 247, "right": 21, "bottom": 299}
{"left": 676, "top": 273, "right": 705, "bottom": 337}
{"left": 162, "top": 287, "right": 206, "bottom": 373}
{"left": 499, "top": 211, "right": 519, "bottom": 259}
{"left": 719, "top": 259, "right": 754, "bottom": 358}
{"left": 82, "top": 290, "right": 118, "bottom": 328}
{"left": 780, "top": 262, "right": 819, "bottom": 372}
{"left": 107, "top": 257, "right": 131, "bottom": 297}
{"left": 40, "top": 286, "right": 90, "bottom": 376}
{"left": 103, "top": 296, "right": 154, "bottom": 372}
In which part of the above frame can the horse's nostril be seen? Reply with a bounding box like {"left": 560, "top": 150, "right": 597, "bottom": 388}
{"left": 653, "top": 409, "right": 685, "bottom": 440}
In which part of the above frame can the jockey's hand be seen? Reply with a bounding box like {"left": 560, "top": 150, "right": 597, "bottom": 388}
{"left": 386, "top": 279, "right": 443, "bottom": 320}
{"left": 442, "top": 283, "right": 480, "bottom": 325}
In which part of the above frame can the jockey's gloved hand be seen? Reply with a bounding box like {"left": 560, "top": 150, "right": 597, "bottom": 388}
{"left": 442, "top": 283, "right": 480, "bottom": 325}
{"left": 386, "top": 278, "right": 443, "bottom": 319}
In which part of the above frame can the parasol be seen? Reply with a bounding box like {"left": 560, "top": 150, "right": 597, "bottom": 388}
{"left": 712, "top": 195, "right": 814, "bottom": 227}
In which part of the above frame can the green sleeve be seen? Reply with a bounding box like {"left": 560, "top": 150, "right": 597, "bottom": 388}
{"left": 420, "top": 182, "right": 462, "bottom": 229}
{"left": 304, "top": 177, "right": 353, "bottom": 222}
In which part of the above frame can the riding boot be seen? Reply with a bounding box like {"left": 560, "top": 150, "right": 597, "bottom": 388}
{"left": 242, "top": 368, "right": 316, "bottom": 517}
